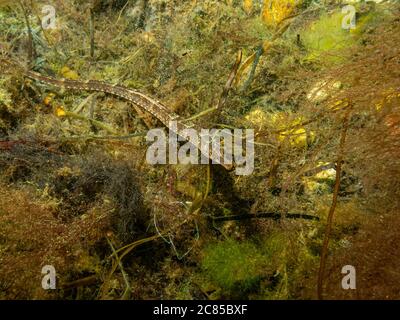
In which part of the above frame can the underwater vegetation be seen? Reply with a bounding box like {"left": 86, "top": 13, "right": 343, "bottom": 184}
{"left": 0, "top": 0, "right": 399, "bottom": 300}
